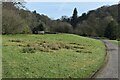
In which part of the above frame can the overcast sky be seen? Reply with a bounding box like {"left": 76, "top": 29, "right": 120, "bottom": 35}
{"left": 25, "top": 2, "right": 117, "bottom": 19}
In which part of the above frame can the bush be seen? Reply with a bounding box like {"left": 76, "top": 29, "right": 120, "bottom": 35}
{"left": 51, "top": 21, "right": 73, "bottom": 33}
{"left": 117, "top": 39, "right": 120, "bottom": 41}
{"left": 22, "top": 25, "right": 32, "bottom": 34}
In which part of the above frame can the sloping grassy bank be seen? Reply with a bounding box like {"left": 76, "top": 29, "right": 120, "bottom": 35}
{"left": 2, "top": 34, "right": 106, "bottom": 78}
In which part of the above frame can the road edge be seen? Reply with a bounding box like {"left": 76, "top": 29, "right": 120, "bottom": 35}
{"left": 90, "top": 40, "right": 109, "bottom": 78}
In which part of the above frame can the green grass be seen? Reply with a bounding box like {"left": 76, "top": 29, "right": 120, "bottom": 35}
{"left": 109, "top": 40, "right": 120, "bottom": 46}
{"left": 2, "top": 34, "right": 106, "bottom": 78}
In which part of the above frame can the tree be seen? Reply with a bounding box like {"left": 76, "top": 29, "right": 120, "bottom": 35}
{"left": 32, "top": 23, "right": 45, "bottom": 34}
{"left": 77, "top": 13, "right": 87, "bottom": 22}
{"left": 2, "top": 3, "right": 32, "bottom": 34}
{"left": 60, "top": 16, "right": 70, "bottom": 23}
{"left": 37, "top": 24, "right": 45, "bottom": 31}
{"left": 51, "top": 21, "right": 73, "bottom": 33}
{"left": 33, "top": 10, "right": 37, "bottom": 14}
{"left": 71, "top": 8, "right": 78, "bottom": 29}
{"left": 104, "top": 20, "right": 118, "bottom": 40}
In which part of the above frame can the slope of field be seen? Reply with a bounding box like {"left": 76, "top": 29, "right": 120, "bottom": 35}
{"left": 2, "top": 34, "right": 106, "bottom": 78}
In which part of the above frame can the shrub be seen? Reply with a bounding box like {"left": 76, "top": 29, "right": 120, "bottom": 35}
{"left": 117, "top": 39, "right": 120, "bottom": 41}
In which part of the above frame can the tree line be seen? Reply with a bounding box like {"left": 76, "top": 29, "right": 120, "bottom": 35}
{"left": 2, "top": 2, "right": 120, "bottom": 40}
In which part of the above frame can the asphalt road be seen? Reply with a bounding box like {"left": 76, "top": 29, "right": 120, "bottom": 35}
{"left": 96, "top": 40, "right": 118, "bottom": 78}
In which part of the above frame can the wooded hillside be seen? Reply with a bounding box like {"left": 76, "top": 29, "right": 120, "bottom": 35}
{"left": 2, "top": 2, "right": 119, "bottom": 39}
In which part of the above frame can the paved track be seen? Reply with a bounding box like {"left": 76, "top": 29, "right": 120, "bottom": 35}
{"left": 96, "top": 40, "right": 118, "bottom": 78}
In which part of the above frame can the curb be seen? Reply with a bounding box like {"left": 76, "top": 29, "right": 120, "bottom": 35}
{"left": 89, "top": 40, "right": 109, "bottom": 78}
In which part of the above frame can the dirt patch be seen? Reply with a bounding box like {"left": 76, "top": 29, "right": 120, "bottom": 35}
{"left": 76, "top": 50, "right": 92, "bottom": 53}
{"left": 9, "top": 39, "right": 23, "bottom": 43}
{"left": 20, "top": 41, "right": 90, "bottom": 53}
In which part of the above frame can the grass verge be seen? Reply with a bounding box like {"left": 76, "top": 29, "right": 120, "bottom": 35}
{"left": 109, "top": 40, "right": 120, "bottom": 46}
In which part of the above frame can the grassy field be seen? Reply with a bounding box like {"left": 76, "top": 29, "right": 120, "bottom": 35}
{"left": 2, "top": 34, "right": 106, "bottom": 78}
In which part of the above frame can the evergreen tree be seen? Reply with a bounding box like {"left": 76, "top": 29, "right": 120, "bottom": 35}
{"left": 71, "top": 8, "right": 78, "bottom": 29}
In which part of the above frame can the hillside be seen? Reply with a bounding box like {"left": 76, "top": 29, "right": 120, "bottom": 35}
{"left": 73, "top": 4, "right": 118, "bottom": 37}
{"left": 2, "top": 2, "right": 119, "bottom": 39}
{"left": 2, "top": 2, "right": 72, "bottom": 34}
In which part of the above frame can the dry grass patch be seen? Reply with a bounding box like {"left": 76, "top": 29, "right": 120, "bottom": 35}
{"left": 9, "top": 39, "right": 23, "bottom": 43}
{"left": 20, "top": 41, "right": 88, "bottom": 53}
